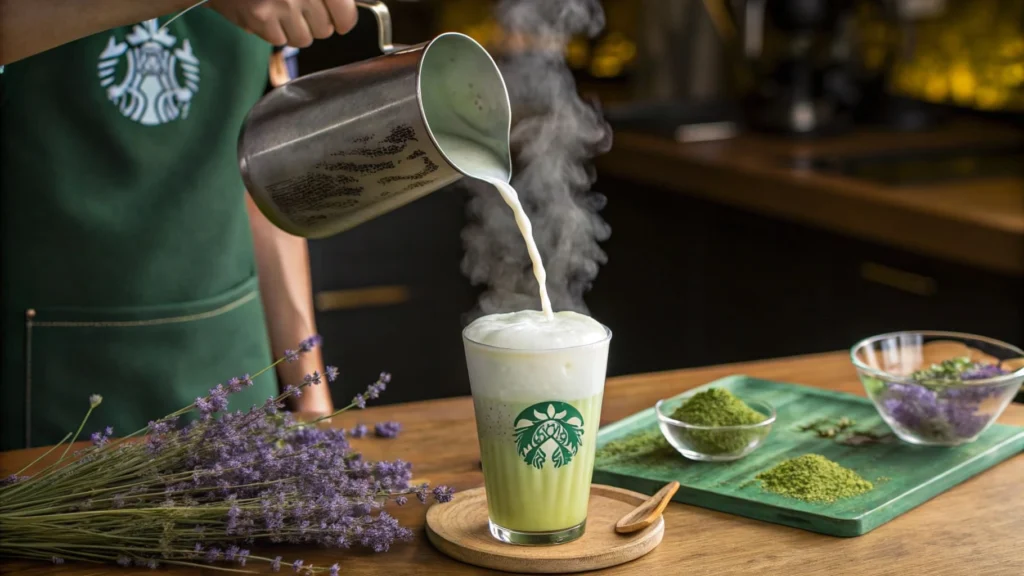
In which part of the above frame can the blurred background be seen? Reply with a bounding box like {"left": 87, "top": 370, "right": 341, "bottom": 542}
{"left": 284, "top": 0, "right": 1024, "bottom": 406}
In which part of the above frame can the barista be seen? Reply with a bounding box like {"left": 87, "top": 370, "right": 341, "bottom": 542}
{"left": 0, "top": 0, "right": 358, "bottom": 449}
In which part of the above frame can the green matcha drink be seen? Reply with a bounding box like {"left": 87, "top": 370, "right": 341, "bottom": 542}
{"left": 463, "top": 310, "right": 611, "bottom": 545}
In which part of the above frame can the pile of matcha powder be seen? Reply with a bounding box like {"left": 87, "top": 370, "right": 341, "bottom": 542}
{"left": 670, "top": 388, "right": 766, "bottom": 454}
{"left": 756, "top": 454, "right": 873, "bottom": 503}
{"left": 672, "top": 388, "right": 765, "bottom": 427}
{"left": 595, "top": 429, "right": 672, "bottom": 463}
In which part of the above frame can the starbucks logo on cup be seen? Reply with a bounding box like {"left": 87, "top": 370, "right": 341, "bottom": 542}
{"left": 514, "top": 402, "right": 584, "bottom": 470}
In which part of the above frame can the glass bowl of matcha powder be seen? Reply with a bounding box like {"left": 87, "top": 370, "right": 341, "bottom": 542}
{"left": 656, "top": 388, "right": 775, "bottom": 461}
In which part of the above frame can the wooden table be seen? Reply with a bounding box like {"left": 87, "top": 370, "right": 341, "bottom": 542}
{"left": 2, "top": 351, "right": 1022, "bottom": 575}
{"left": 596, "top": 120, "right": 1024, "bottom": 276}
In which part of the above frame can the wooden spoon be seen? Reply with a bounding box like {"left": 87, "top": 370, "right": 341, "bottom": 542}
{"left": 615, "top": 481, "right": 680, "bottom": 534}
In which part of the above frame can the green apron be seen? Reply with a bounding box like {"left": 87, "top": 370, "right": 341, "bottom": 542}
{"left": 0, "top": 12, "right": 278, "bottom": 449}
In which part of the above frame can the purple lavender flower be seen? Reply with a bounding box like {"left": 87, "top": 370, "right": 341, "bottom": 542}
{"left": 292, "top": 559, "right": 304, "bottom": 572}
{"left": 366, "top": 375, "right": 389, "bottom": 400}
{"left": 353, "top": 394, "right": 367, "bottom": 409}
{"left": 962, "top": 363, "right": 1009, "bottom": 380}
{"left": 271, "top": 556, "right": 282, "bottom": 572}
{"left": 350, "top": 424, "right": 368, "bottom": 438}
{"left": 433, "top": 485, "right": 455, "bottom": 503}
{"left": 204, "top": 547, "right": 221, "bottom": 563}
{"left": 226, "top": 376, "right": 244, "bottom": 393}
{"left": 395, "top": 495, "right": 408, "bottom": 506}
{"left": 326, "top": 366, "right": 340, "bottom": 382}
{"left": 1, "top": 474, "right": 20, "bottom": 486}
{"left": 264, "top": 396, "right": 280, "bottom": 415}
{"left": 299, "top": 335, "right": 322, "bottom": 352}
{"left": 195, "top": 396, "right": 214, "bottom": 416}
{"left": 90, "top": 430, "right": 108, "bottom": 446}
{"left": 942, "top": 400, "right": 990, "bottom": 438}
{"left": 330, "top": 564, "right": 340, "bottom": 576}
{"left": 304, "top": 371, "right": 322, "bottom": 386}
{"left": 208, "top": 384, "right": 230, "bottom": 412}
{"left": 285, "top": 349, "right": 299, "bottom": 362}
{"left": 286, "top": 384, "right": 303, "bottom": 399}
{"left": 357, "top": 511, "right": 413, "bottom": 552}
{"left": 374, "top": 421, "right": 401, "bottom": 439}
{"left": 238, "top": 549, "right": 250, "bottom": 566}
{"left": 415, "top": 483, "right": 429, "bottom": 504}
{"left": 117, "top": 556, "right": 132, "bottom": 567}
{"left": 373, "top": 459, "right": 412, "bottom": 491}
{"left": 147, "top": 419, "right": 173, "bottom": 436}
{"left": 879, "top": 379, "right": 1001, "bottom": 442}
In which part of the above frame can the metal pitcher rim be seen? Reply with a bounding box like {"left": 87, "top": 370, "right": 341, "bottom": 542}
{"left": 416, "top": 32, "right": 512, "bottom": 184}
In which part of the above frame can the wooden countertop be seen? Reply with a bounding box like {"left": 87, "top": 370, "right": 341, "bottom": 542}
{"left": 2, "top": 352, "right": 1022, "bottom": 575}
{"left": 596, "top": 120, "right": 1024, "bottom": 276}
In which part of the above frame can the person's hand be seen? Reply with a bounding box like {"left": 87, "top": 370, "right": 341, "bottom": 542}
{"left": 209, "top": 0, "right": 359, "bottom": 48}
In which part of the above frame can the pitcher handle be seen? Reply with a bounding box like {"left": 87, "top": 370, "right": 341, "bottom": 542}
{"left": 355, "top": 1, "right": 403, "bottom": 54}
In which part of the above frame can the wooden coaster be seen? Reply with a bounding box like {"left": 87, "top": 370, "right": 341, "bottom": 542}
{"left": 425, "top": 484, "right": 664, "bottom": 574}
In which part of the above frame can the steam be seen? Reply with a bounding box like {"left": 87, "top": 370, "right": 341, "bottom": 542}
{"left": 460, "top": 0, "right": 613, "bottom": 320}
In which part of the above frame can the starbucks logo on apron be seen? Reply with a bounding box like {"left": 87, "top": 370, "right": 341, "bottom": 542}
{"left": 514, "top": 402, "right": 585, "bottom": 470}
{"left": 97, "top": 19, "right": 200, "bottom": 126}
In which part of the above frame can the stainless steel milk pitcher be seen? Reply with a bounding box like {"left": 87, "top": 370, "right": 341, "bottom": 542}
{"left": 239, "top": 1, "right": 512, "bottom": 239}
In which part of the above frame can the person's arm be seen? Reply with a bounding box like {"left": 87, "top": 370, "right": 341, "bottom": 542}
{"left": 0, "top": 0, "right": 195, "bottom": 64}
{"left": 246, "top": 194, "right": 334, "bottom": 415}
{"left": 0, "top": 0, "right": 358, "bottom": 66}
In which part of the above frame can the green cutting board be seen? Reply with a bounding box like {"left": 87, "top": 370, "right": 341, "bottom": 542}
{"left": 593, "top": 375, "right": 1024, "bottom": 537}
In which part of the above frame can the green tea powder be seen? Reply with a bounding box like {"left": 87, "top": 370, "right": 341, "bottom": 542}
{"left": 756, "top": 454, "right": 873, "bottom": 503}
{"left": 670, "top": 388, "right": 766, "bottom": 454}
{"left": 672, "top": 388, "right": 765, "bottom": 427}
{"left": 596, "top": 429, "right": 672, "bottom": 463}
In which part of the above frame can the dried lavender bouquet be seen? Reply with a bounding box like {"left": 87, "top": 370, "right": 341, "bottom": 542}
{"left": 0, "top": 336, "right": 453, "bottom": 574}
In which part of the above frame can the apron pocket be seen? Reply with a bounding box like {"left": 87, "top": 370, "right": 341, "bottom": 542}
{"left": 21, "top": 275, "right": 278, "bottom": 448}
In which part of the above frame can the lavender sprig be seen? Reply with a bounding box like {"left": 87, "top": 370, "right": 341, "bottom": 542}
{"left": 0, "top": 337, "right": 454, "bottom": 573}
{"left": 374, "top": 422, "right": 401, "bottom": 439}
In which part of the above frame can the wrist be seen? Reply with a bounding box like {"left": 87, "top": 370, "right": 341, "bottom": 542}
{"left": 276, "top": 353, "right": 334, "bottom": 413}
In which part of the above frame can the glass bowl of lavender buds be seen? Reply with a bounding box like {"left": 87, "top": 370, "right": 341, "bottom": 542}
{"left": 851, "top": 331, "right": 1024, "bottom": 446}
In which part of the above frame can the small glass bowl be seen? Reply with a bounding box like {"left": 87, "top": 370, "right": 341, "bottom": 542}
{"left": 655, "top": 396, "right": 775, "bottom": 462}
{"left": 851, "top": 331, "right": 1024, "bottom": 446}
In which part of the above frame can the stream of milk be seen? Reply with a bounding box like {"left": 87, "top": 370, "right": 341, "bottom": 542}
{"left": 436, "top": 133, "right": 554, "bottom": 320}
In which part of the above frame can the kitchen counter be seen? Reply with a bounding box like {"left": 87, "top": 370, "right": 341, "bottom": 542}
{"left": 2, "top": 351, "right": 1022, "bottom": 574}
{"left": 596, "top": 120, "right": 1024, "bottom": 276}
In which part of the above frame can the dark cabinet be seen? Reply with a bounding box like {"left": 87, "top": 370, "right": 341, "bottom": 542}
{"left": 837, "top": 246, "right": 1023, "bottom": 347}
{"left": 586, "top": 176, "right": 1024, "bottom": 376}
{"left": 308, "top": 186, "right": 478, "bottom": 408}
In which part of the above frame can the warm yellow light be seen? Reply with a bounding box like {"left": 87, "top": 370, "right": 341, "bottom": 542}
{"left": 567, "top": 38, "right": 589, "bottom": 69}
{"left": 950, "top": 62, "right": 978, "bottom": 104}
{"left": 925, "top": 75, "right": 949, "bottom": 101}
{"left": 976, "top": 86, "right": 1009, "bottom": 108}
{"left": 865, "top": 0, "right": 1023, "bottom": 111}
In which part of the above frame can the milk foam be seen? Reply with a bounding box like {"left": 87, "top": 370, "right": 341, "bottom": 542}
{"left": 463, "top": 311, "right": 610, "bottom": 403}
{"left": 464, "top": 310, "right": 606, "bottom": 350}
